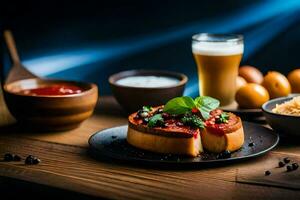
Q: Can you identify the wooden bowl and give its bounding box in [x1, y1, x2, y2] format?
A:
[3, 78, 98, 131]
[109, 70, 187, 113]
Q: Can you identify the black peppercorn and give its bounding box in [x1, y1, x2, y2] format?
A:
[265, 170, 271, 176]
[286, 165, 293, 172]
[25, 155, 40, 165]
[292, 163, 299, 170]
[217, 150, 231, 159]
[4, 153, 14, 161]
[248, 142, 255, 147]
[278, 161, 285, 167]
[13, 155, 21, 161]
[283, 157, 290, 164]
[25, 155, 35, 164]
[32, 158, 41, 164]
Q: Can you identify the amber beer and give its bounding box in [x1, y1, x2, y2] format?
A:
[192, 34, 243, 106]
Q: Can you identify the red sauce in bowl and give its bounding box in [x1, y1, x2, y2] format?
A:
[19, 84, 83, 96]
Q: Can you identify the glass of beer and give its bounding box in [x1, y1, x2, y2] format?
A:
[192, 33, 244, 106]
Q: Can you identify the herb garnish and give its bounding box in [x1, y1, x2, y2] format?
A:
[163, 96, 219, 120]
[181, 115, 204, 128]
[195, 96, 220, 120]
[163, 96, 195, 115]
[215, 112, 229, 124]
[148, 114, 164, 127]
[142, 106, 152, 112]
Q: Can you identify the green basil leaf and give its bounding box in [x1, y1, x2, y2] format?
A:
[195, 96, 220, 120]
[142, 106, 152, 112]
[148, 114, 164, 127]
[163, 96, 195, 115]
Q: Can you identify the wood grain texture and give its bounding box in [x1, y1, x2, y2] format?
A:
[0, 135, 299, 200]
[0, 96, 126, 146]
[0, 96, 299, 199]
[0, 85, 15, 126]
[237, 152, 300, 190]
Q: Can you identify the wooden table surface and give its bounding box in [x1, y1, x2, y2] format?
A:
[0, 96, 299, 199]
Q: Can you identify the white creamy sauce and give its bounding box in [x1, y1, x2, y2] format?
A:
[116, 76, 180, 88]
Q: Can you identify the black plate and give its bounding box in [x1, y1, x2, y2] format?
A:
[88, 122, 279, 164]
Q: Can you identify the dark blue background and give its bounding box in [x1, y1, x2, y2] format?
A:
[2, 0, 300, 97]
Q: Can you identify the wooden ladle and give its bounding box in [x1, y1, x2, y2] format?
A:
[2, 30, 98, 131]
[3, 30, 37, 84]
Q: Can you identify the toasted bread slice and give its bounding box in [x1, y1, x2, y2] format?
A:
[127, 108, 244, 156]
[127, 109, 203, 157]
[202, 110, 244, 153]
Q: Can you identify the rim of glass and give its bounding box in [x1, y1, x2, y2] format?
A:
[192, 33, 243, 43]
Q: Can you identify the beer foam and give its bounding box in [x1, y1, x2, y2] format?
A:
[192, 42, 244, 56]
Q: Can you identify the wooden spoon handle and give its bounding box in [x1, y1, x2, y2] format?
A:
[4, 30, 21, 64]
[3, 30, 38, 84]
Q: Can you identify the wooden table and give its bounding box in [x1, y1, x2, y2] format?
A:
[0, 96, 299, 199]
